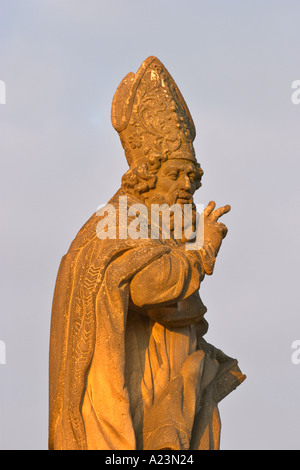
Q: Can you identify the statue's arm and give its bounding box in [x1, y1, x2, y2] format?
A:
[130, 248, 205, 308]
[130, 201, 230, 309]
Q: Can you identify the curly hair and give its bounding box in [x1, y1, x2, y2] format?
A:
[121, 153, 203, 197]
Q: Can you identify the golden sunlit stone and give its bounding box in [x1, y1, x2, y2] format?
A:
[49, 56, 245, 450]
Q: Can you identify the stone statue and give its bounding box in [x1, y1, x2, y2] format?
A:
[49, 56, 245, 450]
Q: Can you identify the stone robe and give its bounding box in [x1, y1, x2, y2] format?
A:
[49, 189, 245, 450]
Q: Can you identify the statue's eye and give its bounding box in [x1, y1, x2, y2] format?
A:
[188, 172, 199, 182]
[167, 172, 179, 180]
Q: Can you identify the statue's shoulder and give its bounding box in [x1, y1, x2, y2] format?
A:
[66, 189, 124, 253]
[67, 212, 99, 253]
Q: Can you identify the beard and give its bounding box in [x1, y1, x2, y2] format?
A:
[144, 191, 198, 244]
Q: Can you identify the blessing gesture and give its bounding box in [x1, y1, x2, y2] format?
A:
[199, 201, 231, 274]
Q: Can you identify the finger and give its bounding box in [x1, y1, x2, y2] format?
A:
[204, 201, 216, 216]
[210, 204, 231, 221]
[218, 222, 228, 238]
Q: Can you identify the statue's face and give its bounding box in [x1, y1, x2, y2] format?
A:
[144, 159, 202, 207]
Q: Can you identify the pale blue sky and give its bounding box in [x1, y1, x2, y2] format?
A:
[1, 0, 300, 449]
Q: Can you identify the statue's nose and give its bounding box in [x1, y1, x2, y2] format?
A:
[182, 175, 192, 191]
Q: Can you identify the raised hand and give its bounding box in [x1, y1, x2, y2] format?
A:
[200, 201, 231, 273]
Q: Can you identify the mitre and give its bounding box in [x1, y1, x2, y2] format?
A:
[111, 56, 198, 168]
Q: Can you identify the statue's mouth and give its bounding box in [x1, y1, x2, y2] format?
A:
[176, 193, 193, 204]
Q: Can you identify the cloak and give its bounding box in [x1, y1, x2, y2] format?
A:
[49, 190, 245, 450]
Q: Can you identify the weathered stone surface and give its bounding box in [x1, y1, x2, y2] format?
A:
[49, 56, 245, 450]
